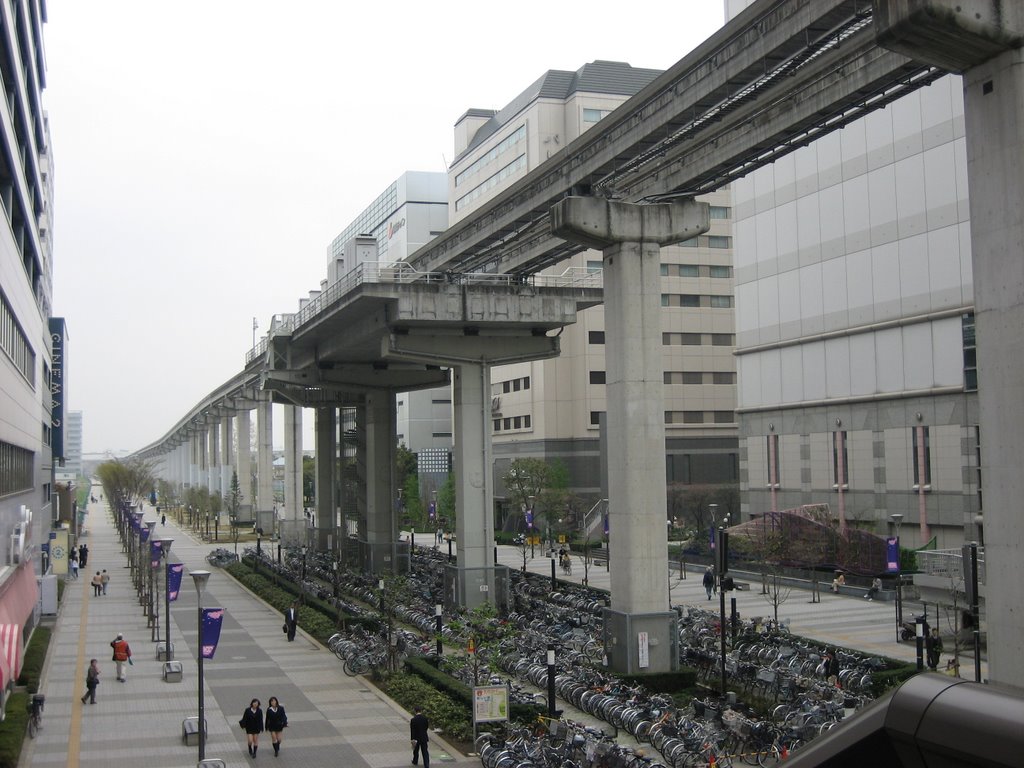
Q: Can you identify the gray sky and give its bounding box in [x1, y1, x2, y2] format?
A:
[46, 1, 725, 455]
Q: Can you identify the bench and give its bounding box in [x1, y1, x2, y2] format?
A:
[182, 716, 207, 746]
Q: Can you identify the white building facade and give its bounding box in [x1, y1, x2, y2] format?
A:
[728, 1, 979, 549]
[0, 0, 54, 648]
[450, 61, 739, 525]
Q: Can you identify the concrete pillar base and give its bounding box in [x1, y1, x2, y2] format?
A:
[358, 539, 410, 575]
[602, 609, 679, 675]
[442, 563, 511, 612]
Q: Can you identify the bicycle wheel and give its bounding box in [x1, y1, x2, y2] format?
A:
[28, 715, 38, 739]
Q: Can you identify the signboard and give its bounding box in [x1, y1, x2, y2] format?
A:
[638, 631, 650, 669]
[472, 685, 509, 724]
[48, 318, 67, 460]
[50, 529, 68, 575]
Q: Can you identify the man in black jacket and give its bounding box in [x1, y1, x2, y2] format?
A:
[410, 706, 430, 767]
[284, 601, 298, 642]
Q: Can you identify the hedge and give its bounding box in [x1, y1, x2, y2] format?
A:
[0, 692, 28, 768]
[381, 672, 473, 742]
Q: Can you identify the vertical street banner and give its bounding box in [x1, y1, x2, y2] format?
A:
[47, 318, 66, 461]
[50, 529, 69, 575]
[150, 539, 163, 568]
[886, 537, 899, 572]
[167, 562, 184, 601]
[201, 608, 224, 659]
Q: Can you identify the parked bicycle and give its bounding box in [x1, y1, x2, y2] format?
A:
[27, 694, 44, 738]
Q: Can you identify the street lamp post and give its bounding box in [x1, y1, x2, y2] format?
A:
[890, 513, 904, 642]
[159, 538, 174, 659]
[190, 569, 211, 761]
[527, 495, 535, 559]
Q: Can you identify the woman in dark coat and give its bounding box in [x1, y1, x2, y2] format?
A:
[264, 696, 288, 756]
[240, 698, 264, 757]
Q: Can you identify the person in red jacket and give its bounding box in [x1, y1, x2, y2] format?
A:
[110, 633, 132, 682]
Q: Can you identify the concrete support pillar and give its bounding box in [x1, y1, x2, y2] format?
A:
[236, 408, 252, 505]
[197, 430, 208, 492]
[963, 48, 1024, 691]
[874, 0, 1024, 693]
[220, 416, 232, 499]
[208, 423, 219, 496]
[315, 406, 337, 553]
[283, 405, 304, 545]
[364, 391, 399, 573]
[452, 362, 496, 608]
[256, 395, 274, 518]
[552, 197, 708, 673]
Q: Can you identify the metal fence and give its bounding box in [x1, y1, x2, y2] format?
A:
[916, 547, 986, 585]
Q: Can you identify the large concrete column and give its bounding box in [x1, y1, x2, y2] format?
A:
[220, 415, 232, 498]
[208, 423, 219, 496]
[314, 407, 337, 553]
[236, 408, 252, 505]
[197, 429, 208, 492]
[363, 391, 400, 572]
[452, 362, 496, 608]
[552, 196, 708, 673]
[875, 0, 1024, 694]
[282, 405, 304, 545]
[256, 395, 274, 519]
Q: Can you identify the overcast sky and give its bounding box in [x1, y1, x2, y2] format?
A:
[46, 1, 726, 455]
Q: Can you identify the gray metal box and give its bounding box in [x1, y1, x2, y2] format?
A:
[164, 661, 183, 682]
[156, 642, 174, 661]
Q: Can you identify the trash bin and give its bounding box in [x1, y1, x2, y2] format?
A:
[156, 642, 174, 661]
[164, 660, 183, 682]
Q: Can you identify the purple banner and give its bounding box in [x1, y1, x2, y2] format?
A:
[886, 537, 899, 573]
[201, 607, 224, 659]
[140, 527, 150, 544]
[428, 501, 436, 520]
[150, 539, 163, 568]
[709, 526, 716, 550]
[603, 513, 609, 536]
[525, 509, 533, 529]
[167, 562, 185, 601]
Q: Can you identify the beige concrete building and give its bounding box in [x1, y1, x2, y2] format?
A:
[449, 61, 739, 525]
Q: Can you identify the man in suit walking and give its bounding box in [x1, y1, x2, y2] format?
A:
[284, 601, 299, 642]
[410, 706, 430, 767]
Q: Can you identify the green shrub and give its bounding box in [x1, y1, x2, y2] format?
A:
[869, 663, 919, 696]
[0, 692, 28, 768]
[404, 656, 544, 725]
[17, 626, 52, 693]
[380, 672, 473, 743]
[56, 579, 65, 603]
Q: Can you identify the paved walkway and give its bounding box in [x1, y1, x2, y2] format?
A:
[24, 499, 469, 768]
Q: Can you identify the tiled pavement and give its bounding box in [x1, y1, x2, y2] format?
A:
[23, 500, 469, 768]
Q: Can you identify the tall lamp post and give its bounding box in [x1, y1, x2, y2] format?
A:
[191, 570, 211, 761]
[527, 495, 535, 559]
[890, 513, 904, 642]
[157, 538, 174, 657]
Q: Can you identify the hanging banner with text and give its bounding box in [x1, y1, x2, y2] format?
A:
[201, 607, 224, 659]
[167, 562, 184, 601]
[150, 539, 164, 568]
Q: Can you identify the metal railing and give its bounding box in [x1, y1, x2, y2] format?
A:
[244, 263, 603, 365]
[916, 547, 986, 585]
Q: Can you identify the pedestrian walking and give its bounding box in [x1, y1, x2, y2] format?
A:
[101, 570, 110, 595]
[926, 627, 944, 671]
[110, 633, 132, 682]
[91, 572, 102, 596]
[435, 528, 443, 547]
[161, 512, 166, 526]
[240, 698, 264, 757]
[264, 696, 288, 756]
[284, 601, 298, 642]
[410, 706, 430, 768]
[70, 551, 79, 579]
[81, 659, 100, 704]
[80, 544, 89, 567]
[703, 566, 715, 600]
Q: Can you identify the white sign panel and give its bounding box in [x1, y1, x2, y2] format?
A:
[472, 685, 509, 724]
[638, 631, 650, 668]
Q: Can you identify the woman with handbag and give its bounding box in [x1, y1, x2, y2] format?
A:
[240, 698, 264, 757]
[264, 696, 288, 756]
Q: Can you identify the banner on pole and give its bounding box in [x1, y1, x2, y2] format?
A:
[150, 539, 163, 568]
[201, 607, 224, 659]
[167, 562, 184, 601]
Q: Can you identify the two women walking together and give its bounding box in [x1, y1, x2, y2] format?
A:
[240, 697, 288, 757]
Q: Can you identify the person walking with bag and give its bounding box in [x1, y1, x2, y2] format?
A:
[410, 706, 430, 768]
[240, 698, 264, 757]
[264, 696, 288, 756]
[81, 659, 99, 704]
[283, 601, 298, 642]
[91, 571, 102, 596]
[703, 566, 716, 600]
[110, 633, 132, 682]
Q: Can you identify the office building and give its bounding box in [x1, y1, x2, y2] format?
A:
[0, 0, 54, 658]
[727, 1, 978, 549]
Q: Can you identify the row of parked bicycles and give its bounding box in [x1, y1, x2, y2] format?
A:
[222, 544, 893, 767]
